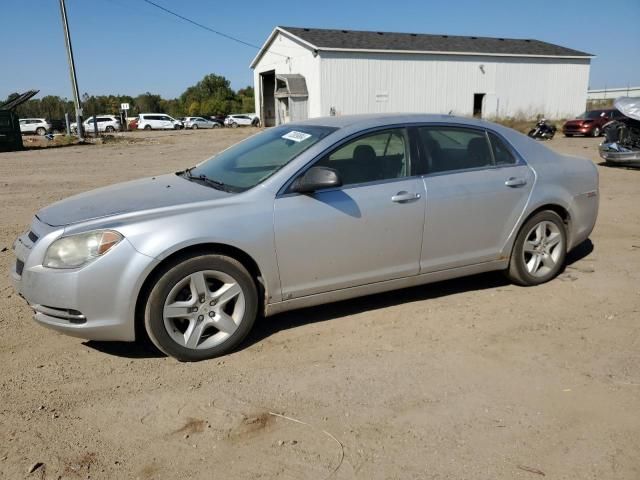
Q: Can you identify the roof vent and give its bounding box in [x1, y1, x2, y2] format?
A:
[498, 38, 505, 41]
[303, 28, 310, 32]
[524, 39, 531, 42]
[377, 32, 384, 35]
[441, 35, 448, 38]
[471, 36, 478, 40]
[341, 30, 348, 33]
[410, 33, 417, 37]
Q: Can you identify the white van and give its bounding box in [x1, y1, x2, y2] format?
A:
[138, 114, 183, 130]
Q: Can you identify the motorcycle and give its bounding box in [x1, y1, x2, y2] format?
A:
[528, 119, 556, 140]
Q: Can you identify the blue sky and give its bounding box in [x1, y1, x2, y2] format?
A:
[2, 0, 639, 100]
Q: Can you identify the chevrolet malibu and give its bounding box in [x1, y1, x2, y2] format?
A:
[11, 114, 599, 361]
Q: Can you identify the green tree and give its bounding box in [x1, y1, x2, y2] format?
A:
[187, 101, 200, 116]
[134, 92, 163, 114]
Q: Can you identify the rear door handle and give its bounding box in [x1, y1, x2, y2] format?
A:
[505, 177, 527, 187]
[391, 191, 421, 203]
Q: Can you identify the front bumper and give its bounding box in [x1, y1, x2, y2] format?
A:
[599, 143, 640, 167]
[563, 125, 592, 135]
[11, 217, 159, 341]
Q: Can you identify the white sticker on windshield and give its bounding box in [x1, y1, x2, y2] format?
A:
[282, 130, 312, 142]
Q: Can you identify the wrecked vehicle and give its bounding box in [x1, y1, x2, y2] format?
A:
[599, 97, 640, 167]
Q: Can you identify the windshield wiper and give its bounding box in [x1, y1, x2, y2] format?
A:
[180, 170, 233, 192]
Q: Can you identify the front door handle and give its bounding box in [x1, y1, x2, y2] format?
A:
[505, 177, 527, 188]
[391, 191, 421, 203]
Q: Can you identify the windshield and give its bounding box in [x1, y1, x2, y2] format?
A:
[186, 125, 336, 191]
[577, 110, 605, 120]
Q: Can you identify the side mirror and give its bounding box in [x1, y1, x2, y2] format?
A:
[291, 166, 342, 194]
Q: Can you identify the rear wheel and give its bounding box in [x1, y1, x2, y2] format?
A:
[506, 211, 567, 286]
[36, 127, 46, 136]
[144, 254, 258, 361]
[144, 124, 152, 130]
[105, 125, 115, 133]
[192, 124, 198, 129]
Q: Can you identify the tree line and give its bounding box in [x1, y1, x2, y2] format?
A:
[3, 73, 254, 120]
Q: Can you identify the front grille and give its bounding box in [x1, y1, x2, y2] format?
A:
[15, 259, 24, 276]
[27, 231, 39, 243]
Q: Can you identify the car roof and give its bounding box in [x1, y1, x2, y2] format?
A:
[291, 113, 499, 129]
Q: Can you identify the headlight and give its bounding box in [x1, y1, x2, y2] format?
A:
[44, 230, 123, 269]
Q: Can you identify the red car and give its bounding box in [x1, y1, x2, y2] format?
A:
[562, 109, 625, 137]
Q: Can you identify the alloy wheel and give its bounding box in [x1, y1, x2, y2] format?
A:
[522, 221, 563, 278]
[162, 270, 245, 350]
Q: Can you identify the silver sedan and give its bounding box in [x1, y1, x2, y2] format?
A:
[183, 117, 220, 129]
[11, 114, 599, 361]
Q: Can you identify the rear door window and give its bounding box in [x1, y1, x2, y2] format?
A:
[418, 126, 493, 174]
[487, 132, 517, 166]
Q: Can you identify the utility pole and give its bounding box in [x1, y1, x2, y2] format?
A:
[58, 0, 83, 141]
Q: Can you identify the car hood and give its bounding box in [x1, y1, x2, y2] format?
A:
[565, 119, 591, 125]
[37, 173, 230, 227]
[614, 97, 640, 121]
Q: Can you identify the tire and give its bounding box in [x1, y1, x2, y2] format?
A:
[591, 126, 601, 137]
[506, 210, 567, 286]
[144, 124, 152, 130]
[36, 127, 46, 136]
[213, 123, 220, 128]
[564, 133, 573, 137]
[230, 122, 238, 128]
[527, 129, 537, 138]
[144, 254, 258, 361]
[105, 126, 115, 133]
[192, 124, 198, 130]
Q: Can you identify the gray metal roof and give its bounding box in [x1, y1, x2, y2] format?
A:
[279, 26, 592, 58]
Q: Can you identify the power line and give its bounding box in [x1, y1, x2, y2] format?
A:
[139, 0, 289, 59]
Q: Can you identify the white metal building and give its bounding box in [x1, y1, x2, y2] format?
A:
[251, 26, 592, 125]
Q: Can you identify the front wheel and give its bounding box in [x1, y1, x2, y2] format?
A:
[105, 125, 115, 133]
[36, 127, 46, 136]
[506, 211, 567, 286]
[527, 129, 538, 138]
[591, 126, 601, 137]
[144, 254, 258, 361]
[230, 122, 238, 128]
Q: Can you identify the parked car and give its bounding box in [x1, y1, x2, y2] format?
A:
[10, 114, 598, 361]
[183, 117, 221, 129]
[49, 119, 67, 134]
[207, 117, 225, 127]
[562, 109, 625, 137]
[138, 114, 183, 130]
[600, 97, 640, 167]
[71, 115, 121, 133]
[224, 113, 259, 128]
[19, 118, 52, 136]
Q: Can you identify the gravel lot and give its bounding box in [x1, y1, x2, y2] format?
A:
[0, 128, 638, 479]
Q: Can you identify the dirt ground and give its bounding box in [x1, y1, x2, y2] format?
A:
[0, 128, 638, 480]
